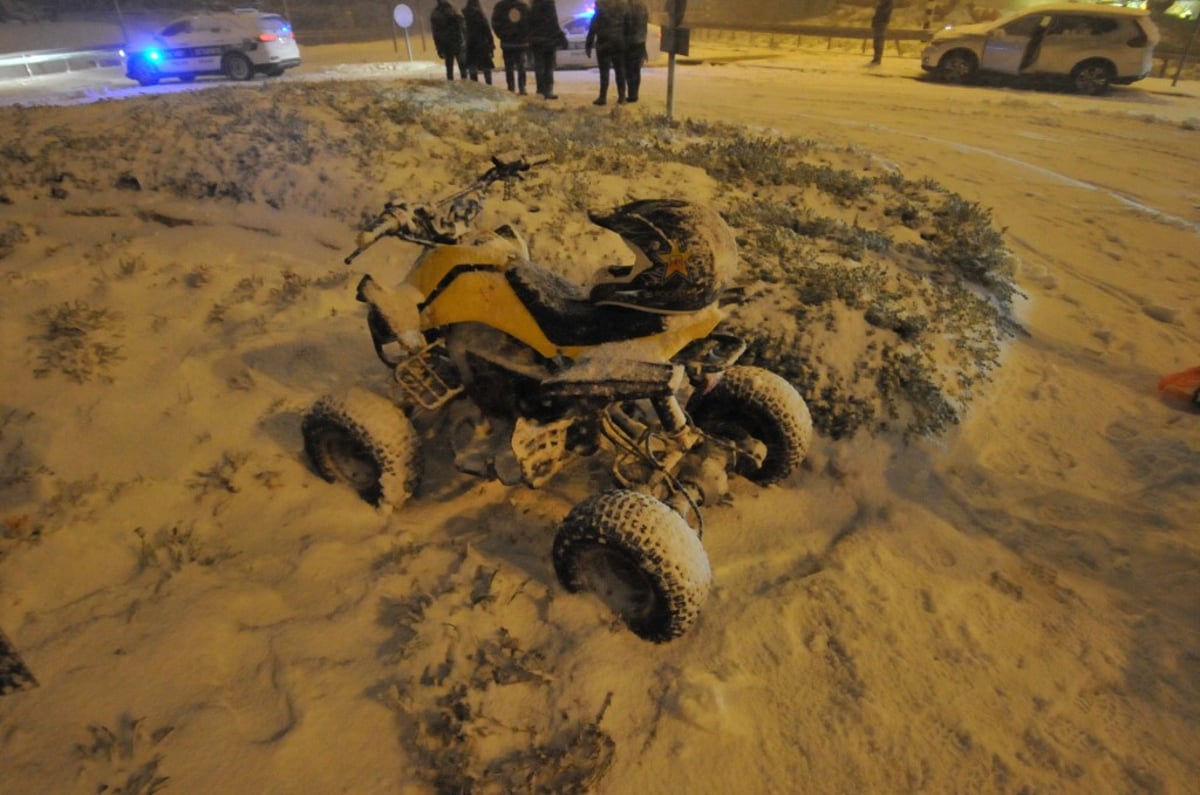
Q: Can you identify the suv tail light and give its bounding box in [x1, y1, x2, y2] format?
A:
[258, 32, 278, 42]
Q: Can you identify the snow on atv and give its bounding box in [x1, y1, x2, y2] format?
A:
[302, 154, 813, 642]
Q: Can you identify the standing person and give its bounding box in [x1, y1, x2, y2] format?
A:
[463, 0, 495, 84]
[528, 0, 567, 99]
[869, 0, 894, 66]
[431, 0, 467, 80]
[585, 0, 628, 106]
[623, 0, 649, 103]
[491, 0, 531, 94]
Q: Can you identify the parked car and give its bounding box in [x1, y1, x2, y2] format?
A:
[921, 3, 1159, 94]
[123, 9, 301, 86]
[557, 11, 662, 70]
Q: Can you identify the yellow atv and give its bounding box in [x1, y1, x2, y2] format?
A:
[303, 155, 812, 642]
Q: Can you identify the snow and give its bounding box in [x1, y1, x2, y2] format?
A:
[2, 29, 1200, 795]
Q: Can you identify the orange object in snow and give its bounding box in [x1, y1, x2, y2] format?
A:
[1157, 366, 1200, 405]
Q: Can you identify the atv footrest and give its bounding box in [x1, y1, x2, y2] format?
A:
[392, 342, 463, 411]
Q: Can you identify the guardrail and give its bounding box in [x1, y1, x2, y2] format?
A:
[686, 22, 933, 57]
[1154, 50, 1191, 78]
[0, 45, 122, 81]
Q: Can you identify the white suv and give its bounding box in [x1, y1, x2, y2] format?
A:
[124, 9, 301, 86]
[921, 4, 1159, 95]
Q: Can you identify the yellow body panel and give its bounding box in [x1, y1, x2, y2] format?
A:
[423, 270, 565, 357]
[407, 236, 520, 296]
[408, 237, 724, 362]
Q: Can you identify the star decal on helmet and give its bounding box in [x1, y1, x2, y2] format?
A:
[663, 240, 690, 279]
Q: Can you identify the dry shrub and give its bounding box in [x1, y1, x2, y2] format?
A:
[28, 300, 125, 384]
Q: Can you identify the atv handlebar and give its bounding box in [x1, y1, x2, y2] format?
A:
[343, 153, 550, 265]
[480, 152, 550, 184]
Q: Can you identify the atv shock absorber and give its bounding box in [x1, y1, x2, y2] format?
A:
[652, 395, 689, 436]
[599, 406, 706, 535]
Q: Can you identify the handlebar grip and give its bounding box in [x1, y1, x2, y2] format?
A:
[489, 153, 551, 178]
[366, 213, 405, 243]
[344, 212, 406, 265]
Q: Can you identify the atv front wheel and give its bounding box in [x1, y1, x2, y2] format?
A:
[688, 365, 812, 485]
[553, 490, 711, 643]
[302, 387, 422, 508]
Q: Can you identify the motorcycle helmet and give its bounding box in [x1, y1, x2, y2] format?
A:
[588, 199, 739, 313]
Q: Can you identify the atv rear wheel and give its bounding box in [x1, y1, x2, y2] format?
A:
[302, 387, 422, 509]
[688, 365, 812, 485]
[553, 490, 711, 643]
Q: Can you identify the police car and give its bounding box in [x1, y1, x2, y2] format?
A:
[123, 9, 301, 86]
[557, 11, 662, 70]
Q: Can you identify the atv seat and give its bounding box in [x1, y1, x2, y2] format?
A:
[505, 264, 667, 348]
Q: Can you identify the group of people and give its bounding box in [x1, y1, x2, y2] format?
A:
[430, 0, 497, 85]
[429, 0, 648, 104]
[583, 0, 649, 105]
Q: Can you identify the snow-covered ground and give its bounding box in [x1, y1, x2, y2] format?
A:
[1, 32, 1199, 795]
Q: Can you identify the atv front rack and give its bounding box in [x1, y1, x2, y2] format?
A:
[391, 341, 463, 411]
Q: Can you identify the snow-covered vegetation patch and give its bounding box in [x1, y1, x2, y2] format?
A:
[0, 79, 1016, 441]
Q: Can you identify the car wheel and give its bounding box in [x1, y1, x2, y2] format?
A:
[937, 50, 978, 84]
[301, 387, 422, 509]
[222, 52, 255, 81]
[553, 490, 711, 643]
[1071, 60, 1114, 96]
[128, 58, 159, 87]
[687, 365, 813, 485]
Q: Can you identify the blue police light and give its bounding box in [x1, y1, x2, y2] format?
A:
[147, 48, 162, 62]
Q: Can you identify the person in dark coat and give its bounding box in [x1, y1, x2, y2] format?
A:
[527, 0, 567, 99]
[870, 0, 894, 66]
[585, 0, 628, 105]
[623, 0, 648, 103]
[491, 0, 530, 94]
[463, 0, 495, 84]
[431, 0, 467, 80]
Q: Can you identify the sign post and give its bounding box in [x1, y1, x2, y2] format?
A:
[664, 0, 689, 121]
[1173, 12, 1200, 87]
[393, 4, 415, 62]
[111, 0, 130, 46]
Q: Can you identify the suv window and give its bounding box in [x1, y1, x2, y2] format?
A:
[1001, 14, 1046, 37]
[1048, 15, 1118, 36]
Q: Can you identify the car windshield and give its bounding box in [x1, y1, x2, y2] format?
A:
[989, 6, 1040, 29]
